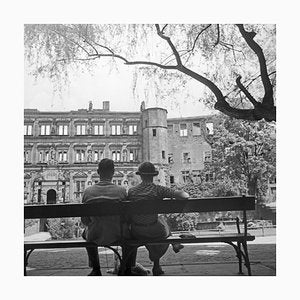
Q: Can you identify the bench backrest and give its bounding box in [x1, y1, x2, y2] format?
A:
[24, 196, 255, 219]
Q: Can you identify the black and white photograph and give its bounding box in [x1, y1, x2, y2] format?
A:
[23, 23, 276, 277]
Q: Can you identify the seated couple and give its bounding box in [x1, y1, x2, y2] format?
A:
[81, 158, 189, 276]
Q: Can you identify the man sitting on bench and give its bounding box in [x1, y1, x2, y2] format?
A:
[81, 158, 146, 276]
[128, 162, 189, 275]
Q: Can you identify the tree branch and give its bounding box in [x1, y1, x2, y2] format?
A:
[155, 24, 182, 67]
[236, 75, 259, 107]
[214, 24, 220, 47]
[236, 24, 274, 108]
[49, 28, 91, 57]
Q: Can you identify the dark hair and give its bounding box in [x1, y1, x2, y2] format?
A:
[98, 158, 114, 178]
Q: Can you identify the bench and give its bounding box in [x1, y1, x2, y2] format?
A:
[24, 195, 255, 276]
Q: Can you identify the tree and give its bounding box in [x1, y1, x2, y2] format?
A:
[202, 116, 276, 204]
[24, 24, 276, 121]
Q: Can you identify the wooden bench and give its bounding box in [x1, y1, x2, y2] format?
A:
[24, 195, 255, 276]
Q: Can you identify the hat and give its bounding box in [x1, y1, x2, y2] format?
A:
[136, 162, 159, 176]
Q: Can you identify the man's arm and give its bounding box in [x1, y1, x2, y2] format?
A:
[81, 191, 91, 226]
[173, 190, 189, 200]
[158, 185, 189, 200]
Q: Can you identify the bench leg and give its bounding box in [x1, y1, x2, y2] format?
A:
[237, 242, 243, 274]
[226, 242, 243, 275]
[24, 250, 27, 276]
[241, 241, 252, 276]
[24, 249, 34, 276]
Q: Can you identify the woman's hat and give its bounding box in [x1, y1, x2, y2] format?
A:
[136, 162, 159, 176]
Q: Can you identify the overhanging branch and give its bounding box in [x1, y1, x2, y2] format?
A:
[236, 24, 274, 108]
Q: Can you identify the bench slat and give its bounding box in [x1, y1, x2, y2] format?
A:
[24, 196, 255, 219]
[24, 233, 255, 250]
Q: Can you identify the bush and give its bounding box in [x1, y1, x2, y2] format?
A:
[46, 218, 82, 240]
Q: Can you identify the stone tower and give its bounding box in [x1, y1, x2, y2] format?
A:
[141, 107, 168, 185]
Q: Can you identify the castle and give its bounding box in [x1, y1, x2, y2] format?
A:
[24, 101, 215, 205]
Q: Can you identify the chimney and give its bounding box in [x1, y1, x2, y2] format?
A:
[103, 101, 110, 111]
[88, 101, 93, 111]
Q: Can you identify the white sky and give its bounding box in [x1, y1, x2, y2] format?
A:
[24, 48, 214, 118]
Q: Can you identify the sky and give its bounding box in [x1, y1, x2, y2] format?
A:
[24, 43, 214, 118]
[24, 65, 214, 118]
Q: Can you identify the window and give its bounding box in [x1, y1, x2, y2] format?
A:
[170, 175, 174, 184]
[111, 125, 121, 135]
[112, 150, 121, 162]
[192, 170, 201, 183]
[152, 129, 157, 136]
[45, 151, 49, 162]
[63, 151, 67, 162]
[94, 151, 99, 162]
[94, 124, 104, 135]
[24, 124, 33, 136]
[205, 172, 214, 182]
[129, 150, 134, 162]
[182, 171, 191, 183]
[40, 124, 51, 135]
[192, 123, 201, 135]
[75, 150, 85, 162]
[129, 125, 137, 135]
[75, 180, 86, 199]
[38, 150, 50, 163]
[24, 150, 30, 163]
[93, 150, 103, 162]
[183, 152, 191, 163]
[58, 150, 68, 162]
[180, 124, 188, 136]
[167, 125, 173, 134]
[76, 124, 86, 135]
[38, 151, 43, 163]
[204, 151, 212, 162]
[206, 122, 214, 135]
[129, 149, 138, 162]
[162, 151, 165, 159]
[168, 154, 174, 164]
[58, 125, 68, 135]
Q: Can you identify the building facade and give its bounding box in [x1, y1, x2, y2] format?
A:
[24, 101, 215, 205]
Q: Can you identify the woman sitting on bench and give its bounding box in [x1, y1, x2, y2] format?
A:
[128, 162, 189, 276]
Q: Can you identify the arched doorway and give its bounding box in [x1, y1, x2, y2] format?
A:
[47, 189, 57, 204]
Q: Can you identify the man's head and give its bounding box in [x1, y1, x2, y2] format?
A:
[97, 158, 115, 180]
[136, 162, 158, 181]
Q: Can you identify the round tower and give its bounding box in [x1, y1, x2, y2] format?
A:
[141, 107, 168, 185]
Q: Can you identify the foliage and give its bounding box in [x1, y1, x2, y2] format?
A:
[165, 116, 275, 228]
[24, 219, 39, 229]
[46, 217, 82, 240]
[204, 116, 276, 202]
[24, 24, 276, 121]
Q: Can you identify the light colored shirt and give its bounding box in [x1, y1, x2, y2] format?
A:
[81, 180, 127, 245]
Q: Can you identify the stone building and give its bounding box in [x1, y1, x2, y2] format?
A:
[166, 116, 215, 185]
[24, 101, 215, 205]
